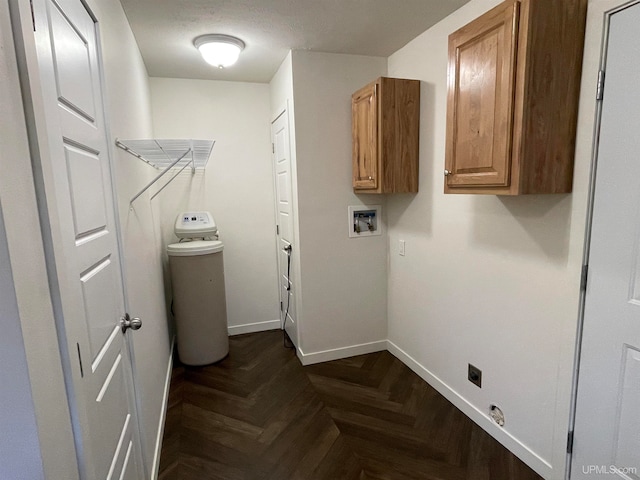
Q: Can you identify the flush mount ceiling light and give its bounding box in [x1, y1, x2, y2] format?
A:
[194, 34, 245, 69]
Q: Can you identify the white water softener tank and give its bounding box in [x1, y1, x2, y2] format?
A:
[167, 212, 228, 365]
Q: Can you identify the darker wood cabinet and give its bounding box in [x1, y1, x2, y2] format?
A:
[352, 77, 420, 194]
[444, 0, 588, 195]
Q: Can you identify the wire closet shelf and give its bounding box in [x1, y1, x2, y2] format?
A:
[115, 139, 215, 205]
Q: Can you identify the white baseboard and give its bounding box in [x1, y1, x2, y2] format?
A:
[228, 319, 281, 336]
[150, 336, 175, 480]
[386, 340, 552, 479]
[299, 340, 387, 366]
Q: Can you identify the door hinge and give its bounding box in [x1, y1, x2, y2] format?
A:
[580, 264, 589, 291]
[29, 0, 36, 31]
[272, 143, 275, 154]
[276, 225, 279, 235]
[76, 343, 84, 378]
[567, 430, 574, 454]
[596, 70, 605, 101]
[280, 301, 283, 312]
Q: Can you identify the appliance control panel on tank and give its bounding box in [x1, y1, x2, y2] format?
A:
[175, 211, 218, 239]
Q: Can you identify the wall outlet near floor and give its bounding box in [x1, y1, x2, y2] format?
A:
[399, 239, 405, 256]
[490, 405, 505, 427]
[468, 364, 482, 388]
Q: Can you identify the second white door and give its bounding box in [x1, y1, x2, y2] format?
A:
[272, 109, 297, 345]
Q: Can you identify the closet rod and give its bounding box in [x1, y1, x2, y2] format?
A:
[149, 160, 192, 202]
[129, 148, 192, 205]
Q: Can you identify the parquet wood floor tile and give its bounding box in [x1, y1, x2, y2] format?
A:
[159, 331, 543, 480]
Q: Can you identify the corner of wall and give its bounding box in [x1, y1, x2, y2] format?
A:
[288, 51, 388, 357]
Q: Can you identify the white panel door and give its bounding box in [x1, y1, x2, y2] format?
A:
[572, 3, 640, 479]
[272, 110, 297, 345]
[23, 0, 143, 478]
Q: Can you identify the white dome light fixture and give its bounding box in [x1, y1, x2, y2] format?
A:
[194, 34, 245, 69]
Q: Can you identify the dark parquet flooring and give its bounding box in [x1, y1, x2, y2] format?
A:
[159, 331, 543, 480]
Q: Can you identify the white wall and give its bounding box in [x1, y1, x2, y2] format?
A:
[150, 78, 280, 334]
[0, 205, 45, 480]
[270, 52, 294, 120]
[91, 0, 171, 472]
[385, 0, 596, 478]
[289, 51, 389, 363]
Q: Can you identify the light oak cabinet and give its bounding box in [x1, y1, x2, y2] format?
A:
[352, 77, 420, 194]
[444, 0, 587, 195]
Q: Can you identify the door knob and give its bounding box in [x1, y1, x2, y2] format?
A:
[120, 313, 142, 333]
[444, 170, 451, 176]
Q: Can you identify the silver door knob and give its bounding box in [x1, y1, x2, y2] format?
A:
[444, 170, 451, 176]
[120, 313, 142, 333]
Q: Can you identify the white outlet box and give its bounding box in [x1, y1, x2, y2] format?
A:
[348, 205, 382, 238]
[399, 240, 406, 256]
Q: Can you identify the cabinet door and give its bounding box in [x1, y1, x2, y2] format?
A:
[352, 82, 378, 190]
[445, 1, 520, 189]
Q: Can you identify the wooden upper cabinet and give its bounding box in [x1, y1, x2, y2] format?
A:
[352, 77, 420, 194]
[445, 0, 588, 195]
[353, 82, 379, 190]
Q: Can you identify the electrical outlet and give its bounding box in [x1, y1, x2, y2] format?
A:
[490, 405, 505, 426]
[468, 364, 482, 388]
[399, 240, 406, 256]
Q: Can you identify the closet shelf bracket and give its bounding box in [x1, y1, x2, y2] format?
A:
[115, 139, 215, 206]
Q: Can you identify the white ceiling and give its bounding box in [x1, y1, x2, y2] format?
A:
[119, 0, 471, 83]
